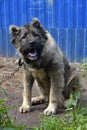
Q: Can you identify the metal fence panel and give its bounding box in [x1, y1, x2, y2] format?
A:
[0, 0, 87, 62]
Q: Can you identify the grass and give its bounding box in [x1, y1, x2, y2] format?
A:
[31, 109, 87, 130]
[31, 111, 87, 130]
[79, 62, 87, 78]
[0, 84, 26, 130]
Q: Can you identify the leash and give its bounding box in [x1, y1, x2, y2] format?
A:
[0, 58, 24, 84]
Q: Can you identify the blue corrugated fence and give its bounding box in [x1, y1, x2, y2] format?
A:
[0, 0, 87, 62]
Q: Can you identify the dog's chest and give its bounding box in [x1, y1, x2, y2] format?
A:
[30, 68, 47, 80]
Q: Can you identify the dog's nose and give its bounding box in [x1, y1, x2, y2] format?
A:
[29, 41, 35, 45]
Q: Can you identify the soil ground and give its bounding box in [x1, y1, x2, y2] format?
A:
[0, 57, 87, 128]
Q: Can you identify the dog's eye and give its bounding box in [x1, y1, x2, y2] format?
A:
[32, 32, 39, 38]
[20, 35, 26, 41]
[22, 35, 26, 39]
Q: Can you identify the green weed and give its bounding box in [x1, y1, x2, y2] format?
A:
[32, 91, 87, 130]
[0, 83, 26, 130]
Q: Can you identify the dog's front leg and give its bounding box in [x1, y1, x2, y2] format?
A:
[43, 69, 65, 115]
[19, 70, 34, 113]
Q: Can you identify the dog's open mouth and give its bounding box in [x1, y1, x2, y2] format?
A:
[27, 49, 38, 60]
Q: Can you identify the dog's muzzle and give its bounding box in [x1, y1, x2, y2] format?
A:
[21, 41, 42, 61]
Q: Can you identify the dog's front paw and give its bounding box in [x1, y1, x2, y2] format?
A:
[19, 105, 31, 113]
[43, 105, 57, 115]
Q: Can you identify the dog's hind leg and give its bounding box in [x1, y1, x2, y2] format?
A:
[31, 81, 49, 105]
[63, 64, 81, 99]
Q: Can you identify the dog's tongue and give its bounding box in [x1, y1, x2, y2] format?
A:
[28, 51, 37, 57]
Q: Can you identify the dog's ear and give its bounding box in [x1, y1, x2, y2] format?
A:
[9, 25, 20, 35]
[32, 18, 48, 40]
[32, 18, 40, 28]
[9, 25, 20, 44]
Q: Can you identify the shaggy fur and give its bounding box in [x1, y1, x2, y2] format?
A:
[9, 18, 80, 115]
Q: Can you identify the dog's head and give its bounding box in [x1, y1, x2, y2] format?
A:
[9, 18, 48, 62]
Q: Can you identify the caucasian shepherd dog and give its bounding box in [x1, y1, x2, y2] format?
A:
[9, 18, 80, 115]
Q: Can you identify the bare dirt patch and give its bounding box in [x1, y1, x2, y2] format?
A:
[0, 57, 87, 128]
